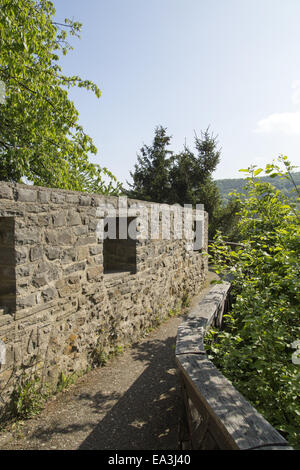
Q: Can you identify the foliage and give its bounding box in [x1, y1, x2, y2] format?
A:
[206, 156, 300, 448]
[215, 171, 300, 205]
[127, 125, 173, 202]
[209, 196, 241, 242]
[10, 373, 48, 419]
[127, 126, 238, 238]
[0, 0, 122, 194]
[56, 371, 73, 393]
[168, 128, 221, 224]
[91, 343, 110, 367]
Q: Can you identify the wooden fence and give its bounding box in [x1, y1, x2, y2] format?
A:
[175, 282, 293, 450]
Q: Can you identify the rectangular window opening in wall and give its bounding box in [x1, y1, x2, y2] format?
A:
[192, 219, 204, 252]
[0, 217, 16, 314]
[103, 217, 137, 275]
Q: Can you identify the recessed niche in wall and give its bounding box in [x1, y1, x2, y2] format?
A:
[0, 217, 16, 314]
[103, 217, 137, 274]
[192, 219, 204, 251]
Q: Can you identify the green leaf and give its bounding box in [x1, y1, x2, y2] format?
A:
[0, 0, 120, 195]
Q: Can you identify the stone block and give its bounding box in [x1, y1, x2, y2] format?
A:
[52, 212, 67, 227]
[15, 247, 28, 264]
[38, 190, 50, 203]
[57, 230, 74, 246]
[50, 192, 65, 204]
[41, 287, 58, 302]
[87, 266, 103, 281]
[17, 293, 36, 309]
[16, 229, 40, 245]
[73, 226, 88, 236]
[63, 261, 86, 276]
[45, 246, 60, 260]
[60, 248, 76, 264]
[17, 188, 37, 203]
[75, 235, 96, 246]
[38, 214, 51, 226]
[89, 244, 102, 255]
[65, 194, 80, 204]
[0, 185, 13, 200]
[45, 230, 57, 244]
[79, 195, 92, 206]
[68, 211, 82, 226]
[76, 246, 89, 261]
[30, 245, 43, 261]
[32, 274, 47, 288]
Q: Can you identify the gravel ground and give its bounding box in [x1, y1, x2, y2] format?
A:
[0, 273, 216, 451]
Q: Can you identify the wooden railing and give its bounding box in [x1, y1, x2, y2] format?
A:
[175, 282, 293, 450]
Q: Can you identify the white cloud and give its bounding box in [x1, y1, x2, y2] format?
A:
[255, 111, 300, 135]
[255, 81, 300, 135]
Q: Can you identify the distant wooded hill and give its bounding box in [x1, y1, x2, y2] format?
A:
[215, 172, 300, 203]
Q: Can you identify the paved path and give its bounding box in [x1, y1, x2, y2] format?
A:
[0, 273, 216, 450]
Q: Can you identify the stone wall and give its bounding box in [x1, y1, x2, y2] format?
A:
[0, 182, 208, 411]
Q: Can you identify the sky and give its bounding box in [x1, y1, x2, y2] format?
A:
[52, 0, 300, 187]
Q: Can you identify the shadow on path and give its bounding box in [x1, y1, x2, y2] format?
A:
[77, 336, 183, 450]
[23, 332, 184, 450]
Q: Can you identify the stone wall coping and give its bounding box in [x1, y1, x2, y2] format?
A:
[175, 281, 293, 450]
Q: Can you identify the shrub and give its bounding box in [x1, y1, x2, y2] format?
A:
[206, 156, 300, 448]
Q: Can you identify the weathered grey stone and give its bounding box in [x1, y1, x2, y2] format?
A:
[32, 274, 48, 288]
[45, 230, 57, 245]
[52, 212, 66, 227]
[76, 246, 89, 261]
[45, 246, 60, 260]
[60, 248, 76, 264]
[0, 185, 13, 200]
[75, 235, 96, 246]
[65, 194, 80, 204]
[30, 245, 43, 261]
[41, 287, 58, 302]
[63, 261, 86, 276]
[15, 247, 28, 263]
[73, 226, 88, 236]
[16, 229, 41, 245]
[17, 293, 36, 309]
[38, 214, 51, 226]
[87, 266, 103, 281]
[0, 181, 208, 414]
[68, 211, 82, 226]
[79, 195, 92, 206]
[50, 192, 65, 204]
[38, 190, 50, 203]
[17, 188, 37, 203]
[57, 230, 74, 246]
[89, 244, 102, 255]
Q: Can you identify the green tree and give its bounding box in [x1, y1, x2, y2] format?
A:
[127, 126, 239, 238]
[0, 0, 121, 194]
[206, 157, 300, 447]
[168, 129, 222, 237]
[127, 125, 173, 202]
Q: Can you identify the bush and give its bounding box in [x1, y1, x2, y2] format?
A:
[206, 156, 300, 448]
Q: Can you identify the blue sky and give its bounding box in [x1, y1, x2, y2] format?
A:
[52, 0, 300, 186]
